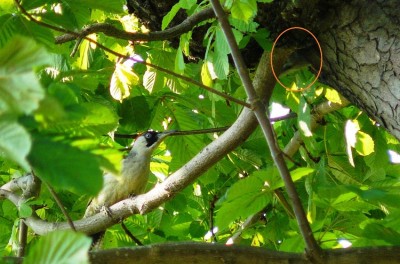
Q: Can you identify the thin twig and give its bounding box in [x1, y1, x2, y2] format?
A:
[120, 221, 143, 246]
[209, 1, 322, 261]
[14, 0, 249, 108]
[113, 113, 297, 139]
[44, 182, 76, 232]
[17, 220, 27, 257]
[209, 194, 218, 242]
[55, 8, 215, 44]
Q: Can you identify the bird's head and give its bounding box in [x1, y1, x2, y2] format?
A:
[132, 130, 175, 155]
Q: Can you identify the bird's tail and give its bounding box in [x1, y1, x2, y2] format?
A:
[90, 231, 105, 250]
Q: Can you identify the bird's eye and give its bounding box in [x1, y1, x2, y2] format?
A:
[145, 133, 152, 139]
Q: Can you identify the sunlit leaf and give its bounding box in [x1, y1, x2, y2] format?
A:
[325, 88, 344, 104]
[110, 62, 139, 101]
[355, 131, 375, 156]
[230, 0, 257, 23]
[298, 96, 312, 137]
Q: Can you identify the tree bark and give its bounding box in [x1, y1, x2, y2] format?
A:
[88, 242, 400, 264]
[316, 0, 400, 139]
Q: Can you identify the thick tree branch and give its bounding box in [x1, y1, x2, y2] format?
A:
[209, 1, 322, 261]
[55, 8, 215, 44]
[87, 242, 400, 264]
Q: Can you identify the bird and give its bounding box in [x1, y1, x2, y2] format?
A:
[84, 130, 175, 248]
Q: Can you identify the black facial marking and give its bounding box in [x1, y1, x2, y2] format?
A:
[144, 131, 159, 147]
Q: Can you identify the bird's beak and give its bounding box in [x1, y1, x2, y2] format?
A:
[158, 130, 177, 139]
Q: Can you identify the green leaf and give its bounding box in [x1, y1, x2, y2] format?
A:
[24, 230, 91, 264]
[143, 50, 179, 93]
[161, 0, 196, 30]
[111, 62, 140, 100]
[263, 167, 313, 190]
[28, 137, 103, 196]
[0, 36, 49, 115]
[0, 118, 30, 170]
[291, 167, 315, 182]
[201, 61, 213, 87]
[179, 0, 196, 9]
[328, 156, 363, 185]
[175, 46, 185, 74]
[325, 88, 345, 104]
[0, 0, 15, 14]
[18, 202, 32, 218]
[162, 3, 182, 30]
[215, 175, 271, 231]
[0, 14, 54, 49]
[355, 131, 374, 156]
[363, 223, 400, 245]
[39, 102, 119, 136]
[230, 0, 257, 23]
[66, 0, 124, 14]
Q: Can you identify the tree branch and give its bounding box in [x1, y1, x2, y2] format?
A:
[44, 181, 76, 232]
[55, 8, 215, 44]
[87, 242, 400, 264]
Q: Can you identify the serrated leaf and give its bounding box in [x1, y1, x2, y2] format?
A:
[215, 27, 230, 55]
[363, 223, 400, 245]
[291, 167, 315, 181]
[0, 118, 30, 170]
[180, 0, 196, 9]
[18, 202, 32, 218]
[0, 36, 49, 115]
[201, 61, 213, 86]
[28, 137, 103, 196]
[265, 167, 313, 190]
[143, 50, 178, 93]
[230, 0, 257, 23]
[24, 230, 91, 264]
[41, 102, 118, 136]
[213, 50, 229, 80]
[0, 14, 54, 49]
[66, 0, 124, 14]
[215, 175, 271, 231]
[328, 156, 362, 185]
[162, 3, 181, 30]
[110, 62, 139, 101]
[175, 46, 185, 74]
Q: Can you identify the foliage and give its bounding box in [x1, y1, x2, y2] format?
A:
[0, 0, 399, 262]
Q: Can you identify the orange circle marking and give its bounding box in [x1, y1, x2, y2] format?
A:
[270, 27, 323, 92]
